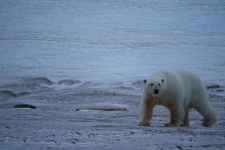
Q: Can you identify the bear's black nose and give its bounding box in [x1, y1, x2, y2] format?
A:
[154, 89, 159, 94]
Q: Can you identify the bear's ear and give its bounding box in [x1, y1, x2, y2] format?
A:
[143, 79, 147, 84]
[161, 79, 165, 83]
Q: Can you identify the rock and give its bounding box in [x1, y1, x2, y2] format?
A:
[58, 79, 81, 85]
[0, 90, 17, 97]
[14, 104, 37, 109]
[206, 84, 220, 89]
[16, 92, 30, 97]
[76, 107, 127, 111]
[25, 77, 52, 86]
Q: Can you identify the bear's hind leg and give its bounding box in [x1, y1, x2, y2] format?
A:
[202, 107, 218, 127]
[165, 105, 185, 127]
[181, 108, 190, 127]
[194, 102, 218, 127]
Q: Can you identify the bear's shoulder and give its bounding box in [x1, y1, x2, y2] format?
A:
[149, 69, 176, 81]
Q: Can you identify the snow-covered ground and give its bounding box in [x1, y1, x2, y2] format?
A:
[1, 0, 225, 85]
[0, 0, 225, 149]
[0, 83, 225, 149]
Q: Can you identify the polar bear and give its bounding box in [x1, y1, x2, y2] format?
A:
[138, 69, 218, 127]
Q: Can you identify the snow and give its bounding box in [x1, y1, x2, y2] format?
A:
[0, 0, 225, 149]
[0, 86, 225, 149]
[1, 0, 225, 85]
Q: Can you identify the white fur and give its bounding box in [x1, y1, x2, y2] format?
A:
[139, 69, 218, 127]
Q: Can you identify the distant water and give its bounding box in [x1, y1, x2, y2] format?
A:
[1, 0, 225, 86]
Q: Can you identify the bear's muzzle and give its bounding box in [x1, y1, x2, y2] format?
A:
[154, 89, 159, 94]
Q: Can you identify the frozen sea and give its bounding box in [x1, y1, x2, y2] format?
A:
[1, 1, 225, 150]
[1, 0, 225, 87]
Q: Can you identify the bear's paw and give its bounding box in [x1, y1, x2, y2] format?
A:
[138, 121, 150, 126]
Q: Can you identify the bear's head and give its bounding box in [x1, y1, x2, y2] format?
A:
[143, 78, 166, 98]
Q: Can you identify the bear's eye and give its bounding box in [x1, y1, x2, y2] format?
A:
[150, 83, 153, 86]
[158, 83, 160, 86]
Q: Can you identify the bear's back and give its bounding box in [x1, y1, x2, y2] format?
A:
[170, 68, 202, 86]
[170, 68, 208, 101]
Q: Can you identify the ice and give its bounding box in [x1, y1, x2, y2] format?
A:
[1, 0, 225, 149]
[1, 0, 225, 87]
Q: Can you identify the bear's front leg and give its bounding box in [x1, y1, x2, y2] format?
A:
[165, 105, 185, 127]
[138, 97, 155, 126]
[138, 108, 153, 126]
